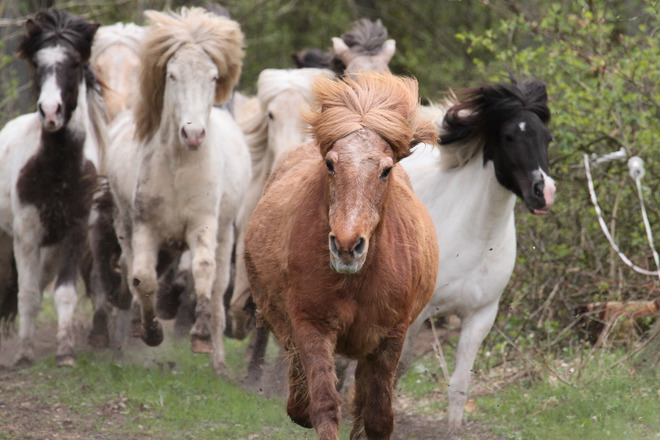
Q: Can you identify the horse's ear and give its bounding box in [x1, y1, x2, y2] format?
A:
[332, 37, 349, 57]
[25, 18, 42, 37]
[291, 53, 304, 68]
[382, 39, 396, 63]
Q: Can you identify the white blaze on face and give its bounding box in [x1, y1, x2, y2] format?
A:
[36, 46, 66, 131]
[518, 122, 526, 132]
[540, 168, 556, 208]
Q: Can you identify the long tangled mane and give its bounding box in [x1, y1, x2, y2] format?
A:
[341, 18, 388, 55]
[91, 22, 145, 63]
[134, 7, 244, 143]
[305, 72, 437, 161]
[239, 68, 335, 170]
[17, 9, 99, 63]
[438, 79, 550, 170]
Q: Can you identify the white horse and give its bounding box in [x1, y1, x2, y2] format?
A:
[226, 68, 335, 382]
[399, 80, 556, 434]
[91, 22, 144, 121]
[106, 7, 250, 374]
[0, 10, 107, 366]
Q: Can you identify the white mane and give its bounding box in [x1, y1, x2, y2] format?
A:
[239, 68, 335, 169]
[421, 100, 483, 171]
[91, 23, 145, 62]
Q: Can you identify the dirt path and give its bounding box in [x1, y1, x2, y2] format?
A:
[0, 312, 501, 439]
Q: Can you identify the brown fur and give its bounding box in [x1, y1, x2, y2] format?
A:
[134, 7, 244, 143]
[244, 72, 439, 440]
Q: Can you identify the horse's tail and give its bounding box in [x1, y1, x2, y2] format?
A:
[0, 229, 18, 334]
[235, 95, 269, 171]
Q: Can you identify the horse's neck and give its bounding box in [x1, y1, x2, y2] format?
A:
[436, 153, 516, 242]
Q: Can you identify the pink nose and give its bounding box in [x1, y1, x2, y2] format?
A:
[38, 102, 62, 129]
[180, 123, 206, 149]
[543, 179, 556, 209]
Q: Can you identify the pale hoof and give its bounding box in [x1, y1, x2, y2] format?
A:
[190, 335, 212, 354]
[212, 363, 229, 378]
[56, 354, 76, 367]
[88, 331, 110, 349]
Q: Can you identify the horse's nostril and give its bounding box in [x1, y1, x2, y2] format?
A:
[38, 104, 45, 117]
[181, 127, 188, 139]
[56, 103, 62, 115]
[533, 180, 544, 199]
[329, 235, 338, 256]
[353, 237, 366, 257]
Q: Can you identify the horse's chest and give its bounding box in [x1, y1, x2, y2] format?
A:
[17, 153, 95, 246]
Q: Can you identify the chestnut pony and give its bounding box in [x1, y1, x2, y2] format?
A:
[244, 72, 438, 440]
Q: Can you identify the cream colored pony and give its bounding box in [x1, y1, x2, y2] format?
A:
[91, 23, 144, 120]
[106, 8, 250, 374]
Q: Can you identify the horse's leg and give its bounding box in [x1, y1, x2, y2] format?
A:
[187, 219, 219, 355]
[395, 313, 427, 381]
[351, 330, 404, 440]
[245, 326, 270, 387]
[286, 348, 312, 429]
[227, 221, 253, 340]
[447, 303, 498, 434]
[129, 225, 163, 347]
[12, 231, 42, 367]
[294, 322, 340, 440]
[52, 222, 88, 366]
[209, 224, 233, 374]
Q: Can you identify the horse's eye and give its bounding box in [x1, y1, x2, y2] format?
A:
[380, 166, 392, 180]
[212, 76, 218, 82]
[267, 112, 274, 121]
[503, 134, 515, 143]
[325, 159, 335, 175]
[168, 73, 176, 81]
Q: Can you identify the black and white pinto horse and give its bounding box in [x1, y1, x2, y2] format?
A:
[0, 10, 106, 366]
[399, 80, 556, 434]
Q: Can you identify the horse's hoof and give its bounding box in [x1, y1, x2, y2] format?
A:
[141, 321, 164, 347]
[212, 362, 228, 378]
[156, 285, 182, 320]
[190, 335, 212, 354]
[13, 356, 33, 369]
[88, 331, 110, 349]
[288, 413, 313, 430]
[56, 354, 76, 367]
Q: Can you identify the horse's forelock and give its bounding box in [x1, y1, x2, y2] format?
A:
[440, 79, 550, 146]
[18, 10, 99, 63]
[341, 18, 388, 55]
[134, 7, 244, 143]
[306, 72, 436, 161]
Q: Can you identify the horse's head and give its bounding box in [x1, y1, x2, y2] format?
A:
[257, 69, 335, 168]
[91, 24, 144, 120]
[332, 18, 395, 74]
[307, 73, 436, 274]
[17, 10, 99, 132]
[134, 8, 244, 148]
[441, 79, 555, 214]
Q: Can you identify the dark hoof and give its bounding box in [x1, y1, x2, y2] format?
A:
[156, 283, 183, 320]
[288, 413, 313, 429]
[190, 335, 212, 354]
[56, 354, 76, 367]
[141, 320, 164, 347]
[13, 356, 33, 369]
[88, 332, 110, 349]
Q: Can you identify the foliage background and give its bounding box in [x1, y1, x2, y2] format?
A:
[2, 0, 660, 375]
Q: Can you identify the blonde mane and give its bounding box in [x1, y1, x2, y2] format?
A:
[91, 22, 145, 63]
[239, 68, 335, 169]
[134, 7, 244, 143]
[306, 72, 437, 160]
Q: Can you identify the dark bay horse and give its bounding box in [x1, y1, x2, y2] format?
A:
[244, 72, 439, 440]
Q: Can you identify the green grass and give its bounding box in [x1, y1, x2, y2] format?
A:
[398, 342, 660, 440]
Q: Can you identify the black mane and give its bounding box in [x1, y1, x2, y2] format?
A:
[440, 79, 550, 147]
[341, 18, 388, 55]
[16, 9, 99, 63]
[291, 49, 346, 75]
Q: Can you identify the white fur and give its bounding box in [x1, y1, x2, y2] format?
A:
[0, 67, 106, 364]
[36, 46, 66, 66]
[107, 47, 251, 373]
[519, 121, 526, 131]
[400, 134, 518, 432]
